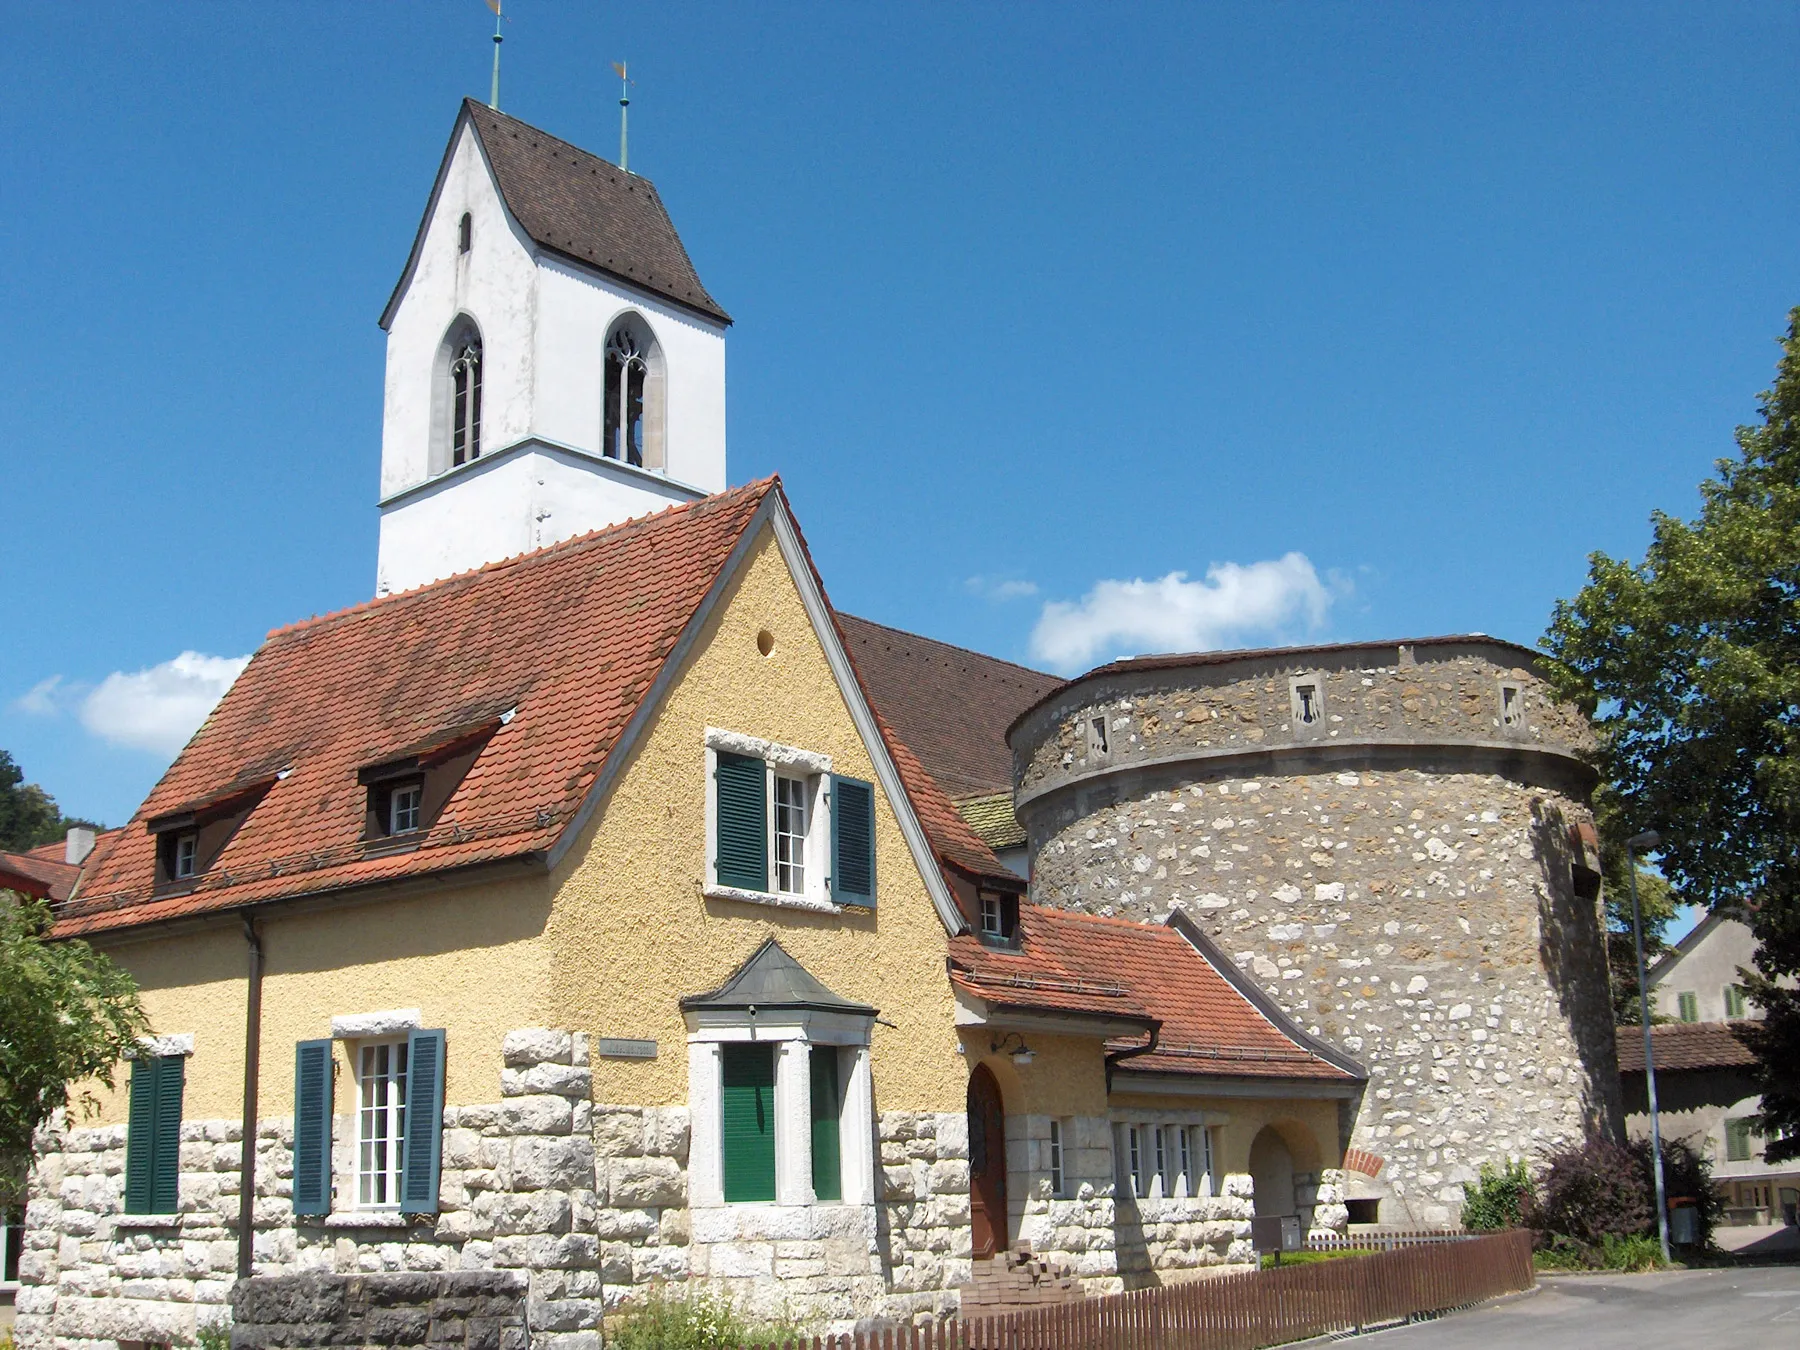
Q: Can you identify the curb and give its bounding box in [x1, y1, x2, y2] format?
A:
[1281, 1282, 1544, 1347]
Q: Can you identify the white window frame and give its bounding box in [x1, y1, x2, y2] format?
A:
[389, 782, 422, 835]
[173, 831, 198, 879]
[1127, 1125, 1147, 1198]
[0, 1202, 21, 1289]
[979, 893, 1006, 937]
[355, 1039, 409, 1210]
[684, 1008, 876, 1212]
[1048, 1118, 1066, 1198]
[773, 773, 811, 897]
[703, 729, 837, 913]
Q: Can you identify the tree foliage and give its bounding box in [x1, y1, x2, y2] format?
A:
[1544, 308, 1800, 1160]
[0, 897, 146, 1208]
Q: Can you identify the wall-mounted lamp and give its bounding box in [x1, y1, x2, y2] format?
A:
[991, 1031, 1035, 1067]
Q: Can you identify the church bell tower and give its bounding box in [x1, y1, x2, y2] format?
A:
[374, 99, 731, 597]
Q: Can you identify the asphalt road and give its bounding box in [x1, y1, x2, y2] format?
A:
[1364, 1266, 1800, 1348]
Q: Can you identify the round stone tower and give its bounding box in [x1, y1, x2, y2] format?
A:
[1009, 637, 1623, 1226]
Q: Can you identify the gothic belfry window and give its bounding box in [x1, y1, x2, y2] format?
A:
[451, 334, 483, 466]
[604, 324, 648, 467]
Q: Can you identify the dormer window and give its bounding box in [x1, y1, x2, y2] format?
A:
[173, 832, 197, 878]
[976, 890, 1020, 946]
[457, 211, 472, 254]
[388, 783, 423, 835]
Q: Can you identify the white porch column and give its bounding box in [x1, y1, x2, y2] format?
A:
[842, 1045, 875, 1205]
[687, 1040, 724, 1207]
[776, 1038, 813, 1205]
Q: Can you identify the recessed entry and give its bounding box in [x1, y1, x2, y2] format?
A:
[756, 629, 775, 657]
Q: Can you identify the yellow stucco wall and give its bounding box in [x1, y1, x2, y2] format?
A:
[959, 1032, 1109, 1118]
[1118, 1090, 1341, 1175]
[546, 525, 964, 1113]
[79, 521, 964, 1126]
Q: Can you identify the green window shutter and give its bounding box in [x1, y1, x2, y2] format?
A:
[715, 752, 768, 891]
[124, 1059, 158, 1215]
[401, 1028, 447, 1214]
[720, 1043, 776, 1202]
[151, 1055, 184, 1214]
[810, 1047, 842, 1202]
[1677, 992, 1698, 1022]
[292, 1039, 334, 1216]
[1725, 986, 1747, 1019]
[1726, 1118, 1754, 1163]
[829, 774, 875, 907]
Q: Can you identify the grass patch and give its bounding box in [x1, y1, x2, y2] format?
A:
[1260, 1248, 1377, 1269]
[605, 1285, 808, 1350]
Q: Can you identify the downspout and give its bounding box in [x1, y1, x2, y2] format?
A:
[237, 913, 264, 1280]
[1103, 1020, 1161, 1093]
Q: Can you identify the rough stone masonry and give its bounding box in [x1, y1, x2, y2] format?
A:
[1010, 639, 1624, 1226]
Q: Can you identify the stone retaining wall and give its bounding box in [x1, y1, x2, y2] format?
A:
[228, 1270, 528, 1350]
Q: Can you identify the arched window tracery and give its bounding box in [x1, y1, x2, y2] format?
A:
[450, 334, 483, 466]
[604, 323, 649, 467]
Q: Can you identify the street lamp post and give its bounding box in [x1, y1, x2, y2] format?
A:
[1626, 828, 1671, 1262]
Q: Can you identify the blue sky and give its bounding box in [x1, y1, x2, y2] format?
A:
[3, 2, 1797, 838]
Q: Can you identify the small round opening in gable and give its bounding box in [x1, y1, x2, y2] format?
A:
[756, 629, 776, 657]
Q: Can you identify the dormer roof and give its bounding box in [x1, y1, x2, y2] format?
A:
[381, 99, 730, 330]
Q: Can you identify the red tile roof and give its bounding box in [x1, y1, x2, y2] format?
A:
[1616, 1020, 1757, 1073]
[56, 483, 778, 936]
[0, 832, 122, 903]
[949, 905, 1363, 1082]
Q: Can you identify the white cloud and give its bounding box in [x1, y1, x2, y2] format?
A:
[1030, 553, 1339, 672]
[14, 675, 66, 716]
[77, 652, 251, 755]
[964, 575, 1039, 602]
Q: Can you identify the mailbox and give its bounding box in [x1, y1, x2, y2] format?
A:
[1251, 1214, 1304, 1255]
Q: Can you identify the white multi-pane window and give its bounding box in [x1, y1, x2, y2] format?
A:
[1124, 1122, 1216, 1198]
[774, 776, 809, 894]
[357, 1042, 409, 1208]
[1049, 1119, 1065, 1197]
[390, 784, 422, 835]
[174, 832, 198, 879]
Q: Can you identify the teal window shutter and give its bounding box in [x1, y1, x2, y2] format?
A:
[810, 1047, 842, 1202]
[720, 1044, 777, 1202]
[829, 774, 875, 907]
[151, 1055, 184, 1214]
[124, 1055, 183, 1215]
[124, 1059, 157, 1214]
[292, 1040, 334, 1215]
[1726, 1117, 1754, 1163]
[715, 752, 768, 891]
[401, 1029, 446, 1214]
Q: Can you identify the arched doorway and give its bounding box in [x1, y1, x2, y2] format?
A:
[967, 1065, 1008, 1258]
[1249, 1125, 1297, 1218]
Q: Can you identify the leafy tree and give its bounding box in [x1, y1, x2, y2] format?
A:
[1544, 307, 1800, 1160]
[0, 749, 64, 851]
[0, 896, 146, 1209]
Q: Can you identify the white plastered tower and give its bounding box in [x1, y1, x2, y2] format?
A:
[374, 99, 731, 596]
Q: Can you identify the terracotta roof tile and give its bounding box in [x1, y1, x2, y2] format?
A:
[0, 831, 122, 903]
[955, 791, 1026, 852]
[55, 483, 775, 936]
[1616, 1020, 1757, 1073]
[949, 905, 1362, 1082]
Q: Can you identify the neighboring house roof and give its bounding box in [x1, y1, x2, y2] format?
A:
[948, 904, 1365, 1084]
[1644, 908, 1752, 988]
[0, 832, 121, 903]
[382, 99, 729, 329]
[955, 791, 1026, 852]
[680, 937, 876, 1016]
[837, 616, 1059, 800]
[55, 481, 990, 938]
[1616, 1020, 1757, 1074]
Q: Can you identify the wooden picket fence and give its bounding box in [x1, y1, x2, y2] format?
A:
[760, 1229, 1533, 1350]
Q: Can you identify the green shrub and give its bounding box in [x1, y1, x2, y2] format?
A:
[1258, 1247, 1375, 1269]
[1461, 1159, 1533, 1231]
[193, 1323, 233, 1350]
[605, 1285, 805, 1350]
[1600, 1233, 1665, 1272]
[1533, 1138, 1651, 1253]
[1532, 1239, 1586, 1272]
[1626, 1135, 1726, 1250]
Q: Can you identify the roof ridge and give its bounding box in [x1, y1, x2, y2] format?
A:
[463, 97, 655, 193]
[1023, 901, 1177, 936]
[841, 613, 1057, 682]
[268, 479, 778, 641]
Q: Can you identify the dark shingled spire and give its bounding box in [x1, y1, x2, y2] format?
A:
[681, 938, 877, 1015]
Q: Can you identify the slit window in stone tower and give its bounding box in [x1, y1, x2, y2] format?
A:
[605, 325, 648, 467]
[1295, 683, 1320, 724]
[451, 337, 483, 466]
[1499, 682, 1525, 730]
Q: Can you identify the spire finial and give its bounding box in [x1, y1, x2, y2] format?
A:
[612, 61, 635, 173]
[486, 0, 504, 110]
